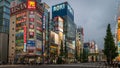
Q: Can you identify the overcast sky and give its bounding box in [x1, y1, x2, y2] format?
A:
[42, 0, 119, 49]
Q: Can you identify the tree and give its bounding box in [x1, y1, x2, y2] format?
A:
[103, 24, 118, 65]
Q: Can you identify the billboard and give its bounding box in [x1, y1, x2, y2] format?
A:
[10, 3, 27, 15]
[23, 25, 27, 52]
[52, 2, 74, 21]
[118, 29, 120, 41]
[27, 40, 35, 50]
[52, 3, 67, 18]
[50, 31, 59, 45]
[27, 0, 36, 10]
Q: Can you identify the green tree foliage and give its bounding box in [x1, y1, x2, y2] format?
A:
[104, 24, 118, 64]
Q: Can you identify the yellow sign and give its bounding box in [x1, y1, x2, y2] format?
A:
[118, 29, 120, 41]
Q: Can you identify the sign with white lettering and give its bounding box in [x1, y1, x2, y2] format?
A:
[10, 3, 27, 15]
[53, 4, 65, 11]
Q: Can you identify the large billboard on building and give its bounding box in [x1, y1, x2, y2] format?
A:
[50, 31, 59, 45]
[52, 2, 74, 21]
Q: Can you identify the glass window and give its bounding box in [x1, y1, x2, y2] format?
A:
[3, 7, 10, 14]
[3, 13, 10, 19]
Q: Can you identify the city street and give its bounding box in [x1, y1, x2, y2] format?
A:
[0, 63, 116, 68]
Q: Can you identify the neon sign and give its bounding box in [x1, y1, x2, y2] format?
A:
[28, 0, 36, 9]
[23, 25, 27, 52]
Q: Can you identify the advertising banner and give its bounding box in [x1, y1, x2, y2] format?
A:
[23, 25, 27, 52]
[27, 0, 36, 10]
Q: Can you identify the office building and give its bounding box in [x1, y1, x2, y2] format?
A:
[76, 27, 84, 61]
[9, 0, 49, 63]
[0, 0, 10, 63]
[52, 2, 76, 62]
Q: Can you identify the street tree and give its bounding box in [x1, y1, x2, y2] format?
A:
[103, 24, 118, 65]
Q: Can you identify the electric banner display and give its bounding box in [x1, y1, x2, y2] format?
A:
[27, 0, 36, 10]
[23, 25, 27, 52]
[52, 2, 74, 21]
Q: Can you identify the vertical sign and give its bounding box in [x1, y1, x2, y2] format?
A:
[23, 25, 27, 52]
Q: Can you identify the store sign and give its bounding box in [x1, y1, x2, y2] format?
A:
[27, 0, 36, 9]
[29, 18, 34, 22]
[24, 26, 27, 43]
[43, 16, 46, 29]
[10, 3, 27, 14]
[67, 5, 73, 15]
[118, 42, 120, 47]
[53, 3, 65, 11]
[118, 29, 120, 41]
[23, 25, 27, 52]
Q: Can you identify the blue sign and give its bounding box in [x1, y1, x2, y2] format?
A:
[118, 42, 120, 47]
[27, 40, 35, 44]
[27, 40, 35, 47]
[52, 2, 74, 21]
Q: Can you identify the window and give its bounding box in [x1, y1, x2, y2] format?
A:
[12, 41, 14, 43]
[12, 34, 14, 36]
[11, 47, 14, 49]
[12, 28, 14, 30]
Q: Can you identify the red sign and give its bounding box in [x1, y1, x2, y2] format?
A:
[27, 0, 36, 10]
[29, 25, 34, 29]
[24, 25, 27, 43]
[29, 18, 34, 22]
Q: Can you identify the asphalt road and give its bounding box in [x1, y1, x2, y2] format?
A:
[0, 63, 118, 68]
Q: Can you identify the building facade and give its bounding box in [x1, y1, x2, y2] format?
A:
[0, 0, 10, 63]
[76, 27, 84, 61]
[52, 2, 76, 62]
[9, 0, 49, 64]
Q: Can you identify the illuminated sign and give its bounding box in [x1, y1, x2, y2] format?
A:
[24, 25, 27, 43]
[29, 25, 34, 29]
[10, 3, 27, 15]
[53, 3, 65, 11]
[23, 25, 27, 52]
[118, 29, 120, 41]
[118, 22, 120, 29]
[27, 0, 36, 9]
[67, 4, 74, 15]
[29, 18, 34, 22]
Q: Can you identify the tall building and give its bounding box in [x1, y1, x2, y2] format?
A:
[52, 2, 76, 62]
[48, 16, 64, 62]
[9, 0, 49, 64]
[0, 0, 10, 63]
[76, 27, 84, 61]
